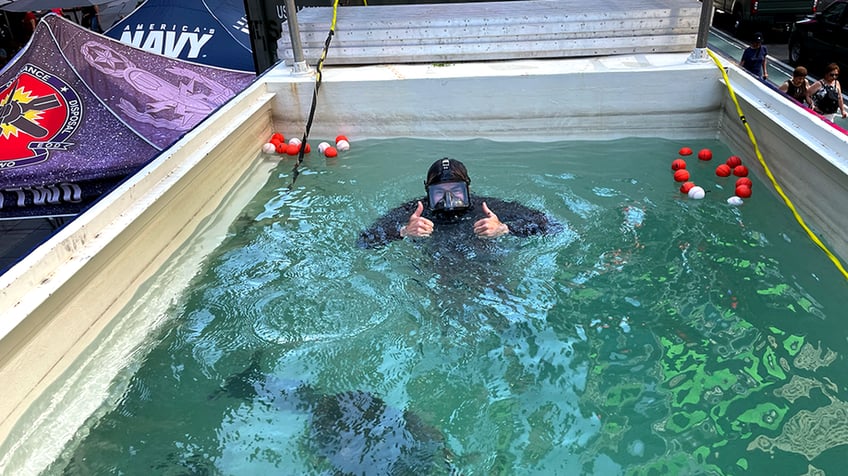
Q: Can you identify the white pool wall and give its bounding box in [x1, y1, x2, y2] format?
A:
[717, 66, 848, 262]
[1, 51, 847, 475]
[268, 53, 725, 141]
[0, 81, 278, 474]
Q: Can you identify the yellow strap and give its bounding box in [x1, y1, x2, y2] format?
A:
[331, 0, 340, 31]
[706, 49, 848, 280]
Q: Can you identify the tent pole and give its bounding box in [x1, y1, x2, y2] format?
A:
[284, 0, 309, 73]
[688, 0, 714, 63]
[2, 11, 15, 48]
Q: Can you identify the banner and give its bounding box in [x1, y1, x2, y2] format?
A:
[0, 14, 255, 219]
[105, 0, 254, 72]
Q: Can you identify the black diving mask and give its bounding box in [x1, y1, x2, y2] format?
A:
[427, 181, 470, 212]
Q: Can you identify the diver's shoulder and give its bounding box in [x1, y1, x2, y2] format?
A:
[475, 195, 537, 211]
[473, 195, 514, 206]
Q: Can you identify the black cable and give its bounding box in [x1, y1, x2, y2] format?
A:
[289, 19, 337, 190]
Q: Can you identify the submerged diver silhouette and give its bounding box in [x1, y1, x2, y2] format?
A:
[215, 353, 456, 475]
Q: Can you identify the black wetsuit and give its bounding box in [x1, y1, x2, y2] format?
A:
[357, 195, 561, 250]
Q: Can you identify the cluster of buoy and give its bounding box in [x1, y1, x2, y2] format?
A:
[261, 132, 352, 158]
[671, 146, 752, 205]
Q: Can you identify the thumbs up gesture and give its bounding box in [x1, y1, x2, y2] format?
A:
[400, 201, 434, 238]
[473, 201, 509, 238]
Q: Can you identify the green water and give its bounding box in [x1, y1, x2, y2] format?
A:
[48, 138, 848, 475]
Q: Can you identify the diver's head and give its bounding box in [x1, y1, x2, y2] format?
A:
[425, 158, 471, 213]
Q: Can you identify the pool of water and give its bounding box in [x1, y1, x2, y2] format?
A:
[45, 137, 848, 475]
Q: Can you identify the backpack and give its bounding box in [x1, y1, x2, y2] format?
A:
[814, 81, 840, 114]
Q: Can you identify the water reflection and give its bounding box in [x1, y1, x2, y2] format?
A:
[44, 138, 848, 475]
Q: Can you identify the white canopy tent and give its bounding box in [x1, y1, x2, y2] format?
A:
[0, 0, 137, 33]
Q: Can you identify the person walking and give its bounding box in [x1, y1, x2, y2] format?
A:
[22, 11, 37, 41]
[808, 63, 847, 122]
[81, 6, 102, 33]
[779, 66, 812, 107]
[740, 32, 768, 81]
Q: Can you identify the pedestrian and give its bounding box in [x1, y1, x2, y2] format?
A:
[808, 63, 847, 121]
[81, 6, 102, 33]
[779, 66, 812, 107]
[22, 11, 37, 41]
[740, 32, 768, 81]
[0, 20, 12, 55]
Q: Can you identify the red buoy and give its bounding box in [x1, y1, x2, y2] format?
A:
[679, 147, 693, 156]
[671, 159, 687, 171]
[680, 181, 695, 194]
[736, 185, 752, 198]
[726, 155, 742, 168]
[733, 165, 749, 177]
[324, 146, 339, 158]
[275, 142, 286, 154]
[698, 149, 713, 161]
[716, 164, 732, 177]
[673, 169, 690, 182]
[286, 143, 300, 155]
[736, 177, 752, 188]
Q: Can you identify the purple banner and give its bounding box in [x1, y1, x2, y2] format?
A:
[0, 14, 255, 219]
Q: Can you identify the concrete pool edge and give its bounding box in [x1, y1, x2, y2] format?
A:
[1, 52, 847, 474]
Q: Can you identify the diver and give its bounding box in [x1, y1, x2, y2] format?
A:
[357, 157, 561, 249]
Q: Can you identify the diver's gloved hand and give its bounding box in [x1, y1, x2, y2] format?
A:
[400, 201, 434, 238]
[474, 202, 509, 239]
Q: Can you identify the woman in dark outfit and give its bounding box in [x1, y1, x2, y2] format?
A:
[779, 66, 812, 107]
[740, 32, 768, 81]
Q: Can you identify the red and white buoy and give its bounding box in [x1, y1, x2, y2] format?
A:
[335, 135, 351, 151]
[688, 185, 706, 199]
[726, 155, 742, 168]
[733, 165, 749, 177]
[673, 169, 690, 182]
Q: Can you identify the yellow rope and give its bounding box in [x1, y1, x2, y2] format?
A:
[331, 0, 340, 30]
[706, 49, 848, 280]
[317, 0, 339, 79]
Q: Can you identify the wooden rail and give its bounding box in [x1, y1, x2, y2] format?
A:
[278, 0, 702, 65]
